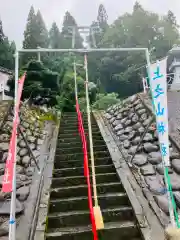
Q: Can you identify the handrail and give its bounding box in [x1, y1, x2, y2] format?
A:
[76, 100, 98, 240]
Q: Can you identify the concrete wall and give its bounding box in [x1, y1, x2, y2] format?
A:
[171, 67, 180, 90]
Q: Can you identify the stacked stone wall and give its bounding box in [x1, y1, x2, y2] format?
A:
[104, 94, 180, 227]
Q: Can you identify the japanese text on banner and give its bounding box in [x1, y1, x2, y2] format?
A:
[150, 59, 170, 166]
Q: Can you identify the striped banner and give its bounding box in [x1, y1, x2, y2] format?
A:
[2, 73, 26, 192]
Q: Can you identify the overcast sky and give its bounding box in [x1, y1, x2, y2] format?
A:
[0, 0, 180, 47]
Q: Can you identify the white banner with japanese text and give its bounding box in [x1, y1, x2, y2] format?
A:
[149, 58, 170, 166]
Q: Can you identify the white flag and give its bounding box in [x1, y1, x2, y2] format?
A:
[149, 58, 170, 166]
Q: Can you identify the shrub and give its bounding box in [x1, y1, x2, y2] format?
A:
[92, 93, 120, 110]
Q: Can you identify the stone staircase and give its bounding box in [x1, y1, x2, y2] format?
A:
[45, 112, 142, 240]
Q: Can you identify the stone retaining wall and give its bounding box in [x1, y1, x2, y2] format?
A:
[0, 101, 49, 237]
[104, 94, 180, 227]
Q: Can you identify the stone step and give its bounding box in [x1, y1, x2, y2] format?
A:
[47, 207, 134, 230]
[61, 116, 90, 121]
[45, 113, 142, 240]
[53, 165, 116, 178]
[60, 118, 94, 123]
[59, 127, 100, 134]
[56, 151, 111, 161]
[58, 132, 102, 139]
[45, 221, 140, 240]
[49, 193, 130, 213]
[58, 135, 104, 143]
[57, 139, 105, 149]
[50, 182, 123, 199]
[54, 156, 112, 168]
[59, 122, 97, 128]
[59, 122, 96, 129]
[51, 173, 118, 188]
[61, 114, 89, 118]
[55, 145, 108, 155]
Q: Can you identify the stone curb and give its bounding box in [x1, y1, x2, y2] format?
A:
[16, 121, 57, 240]
[33, 117, 61, 240]
[98, 107, 170, 228]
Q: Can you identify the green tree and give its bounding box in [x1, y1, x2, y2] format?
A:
[22, 6, 38, 64]
[97, 4, 108, 31]
[166, 10, 179, 27]
[23, 6, 37, 49]
[0, 18, 5, 42]
[8, 60, 60, 106]
[133, 1, 143, 11]
[22, 7, 49, 64]
[87, 2, 180, 98]
[0, 18, 15, 69]
[92, 93, 120, 110]
[49, 22, 61, 49]
[36, 10, 49, 48]
[60, 11, 83, 49]
[88, 4, 108, 47]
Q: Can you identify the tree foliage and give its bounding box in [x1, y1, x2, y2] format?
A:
[88, 4, 108, 47]
[5, 3, 180, 112]
[87, 2, 180, 98]
[35, 10, 49, 48]
[8, 60, 60, 106]
[92, 93, 120, 110]
[97, 4, 108, 31]
[0, 18, 15, 69]
[60, 11, 83, 49]
[0, 19, 5, 42]
[22, 6, 49, 64]
[49, 22, 61, 49]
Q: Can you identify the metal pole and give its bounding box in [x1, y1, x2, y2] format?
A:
[9, 51, 19, 240]
[91, 28, 97, 48]
[145, 49, 151, 81]
[37, 52, 41, 62]
[73, 60, 78, 100]
[72, 28, 76, 49]
[18, 47, 147, 53]
[2, 78, 5, 100]
[142, 77, 146, 94]
[84, 53, 98, 207]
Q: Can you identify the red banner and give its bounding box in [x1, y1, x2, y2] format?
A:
[76, 100, 98, 240]
[2, 73, 26, 193]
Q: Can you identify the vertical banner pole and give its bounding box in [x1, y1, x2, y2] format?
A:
[37, 52, 41, 62]
[2, 78, 5, 100]
[145, 78, 148, 90]
[73, 60, 78, 101]
[9, 51, 19, 240]
[142, 77, 147, 93]
[84, 53, 104, 230]
[149, 58, 176, 227]
[84, 53, 98, 206]
[145, 50, 151, 87]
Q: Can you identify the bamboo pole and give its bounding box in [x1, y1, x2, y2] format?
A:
[84, 53, 104, 230]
